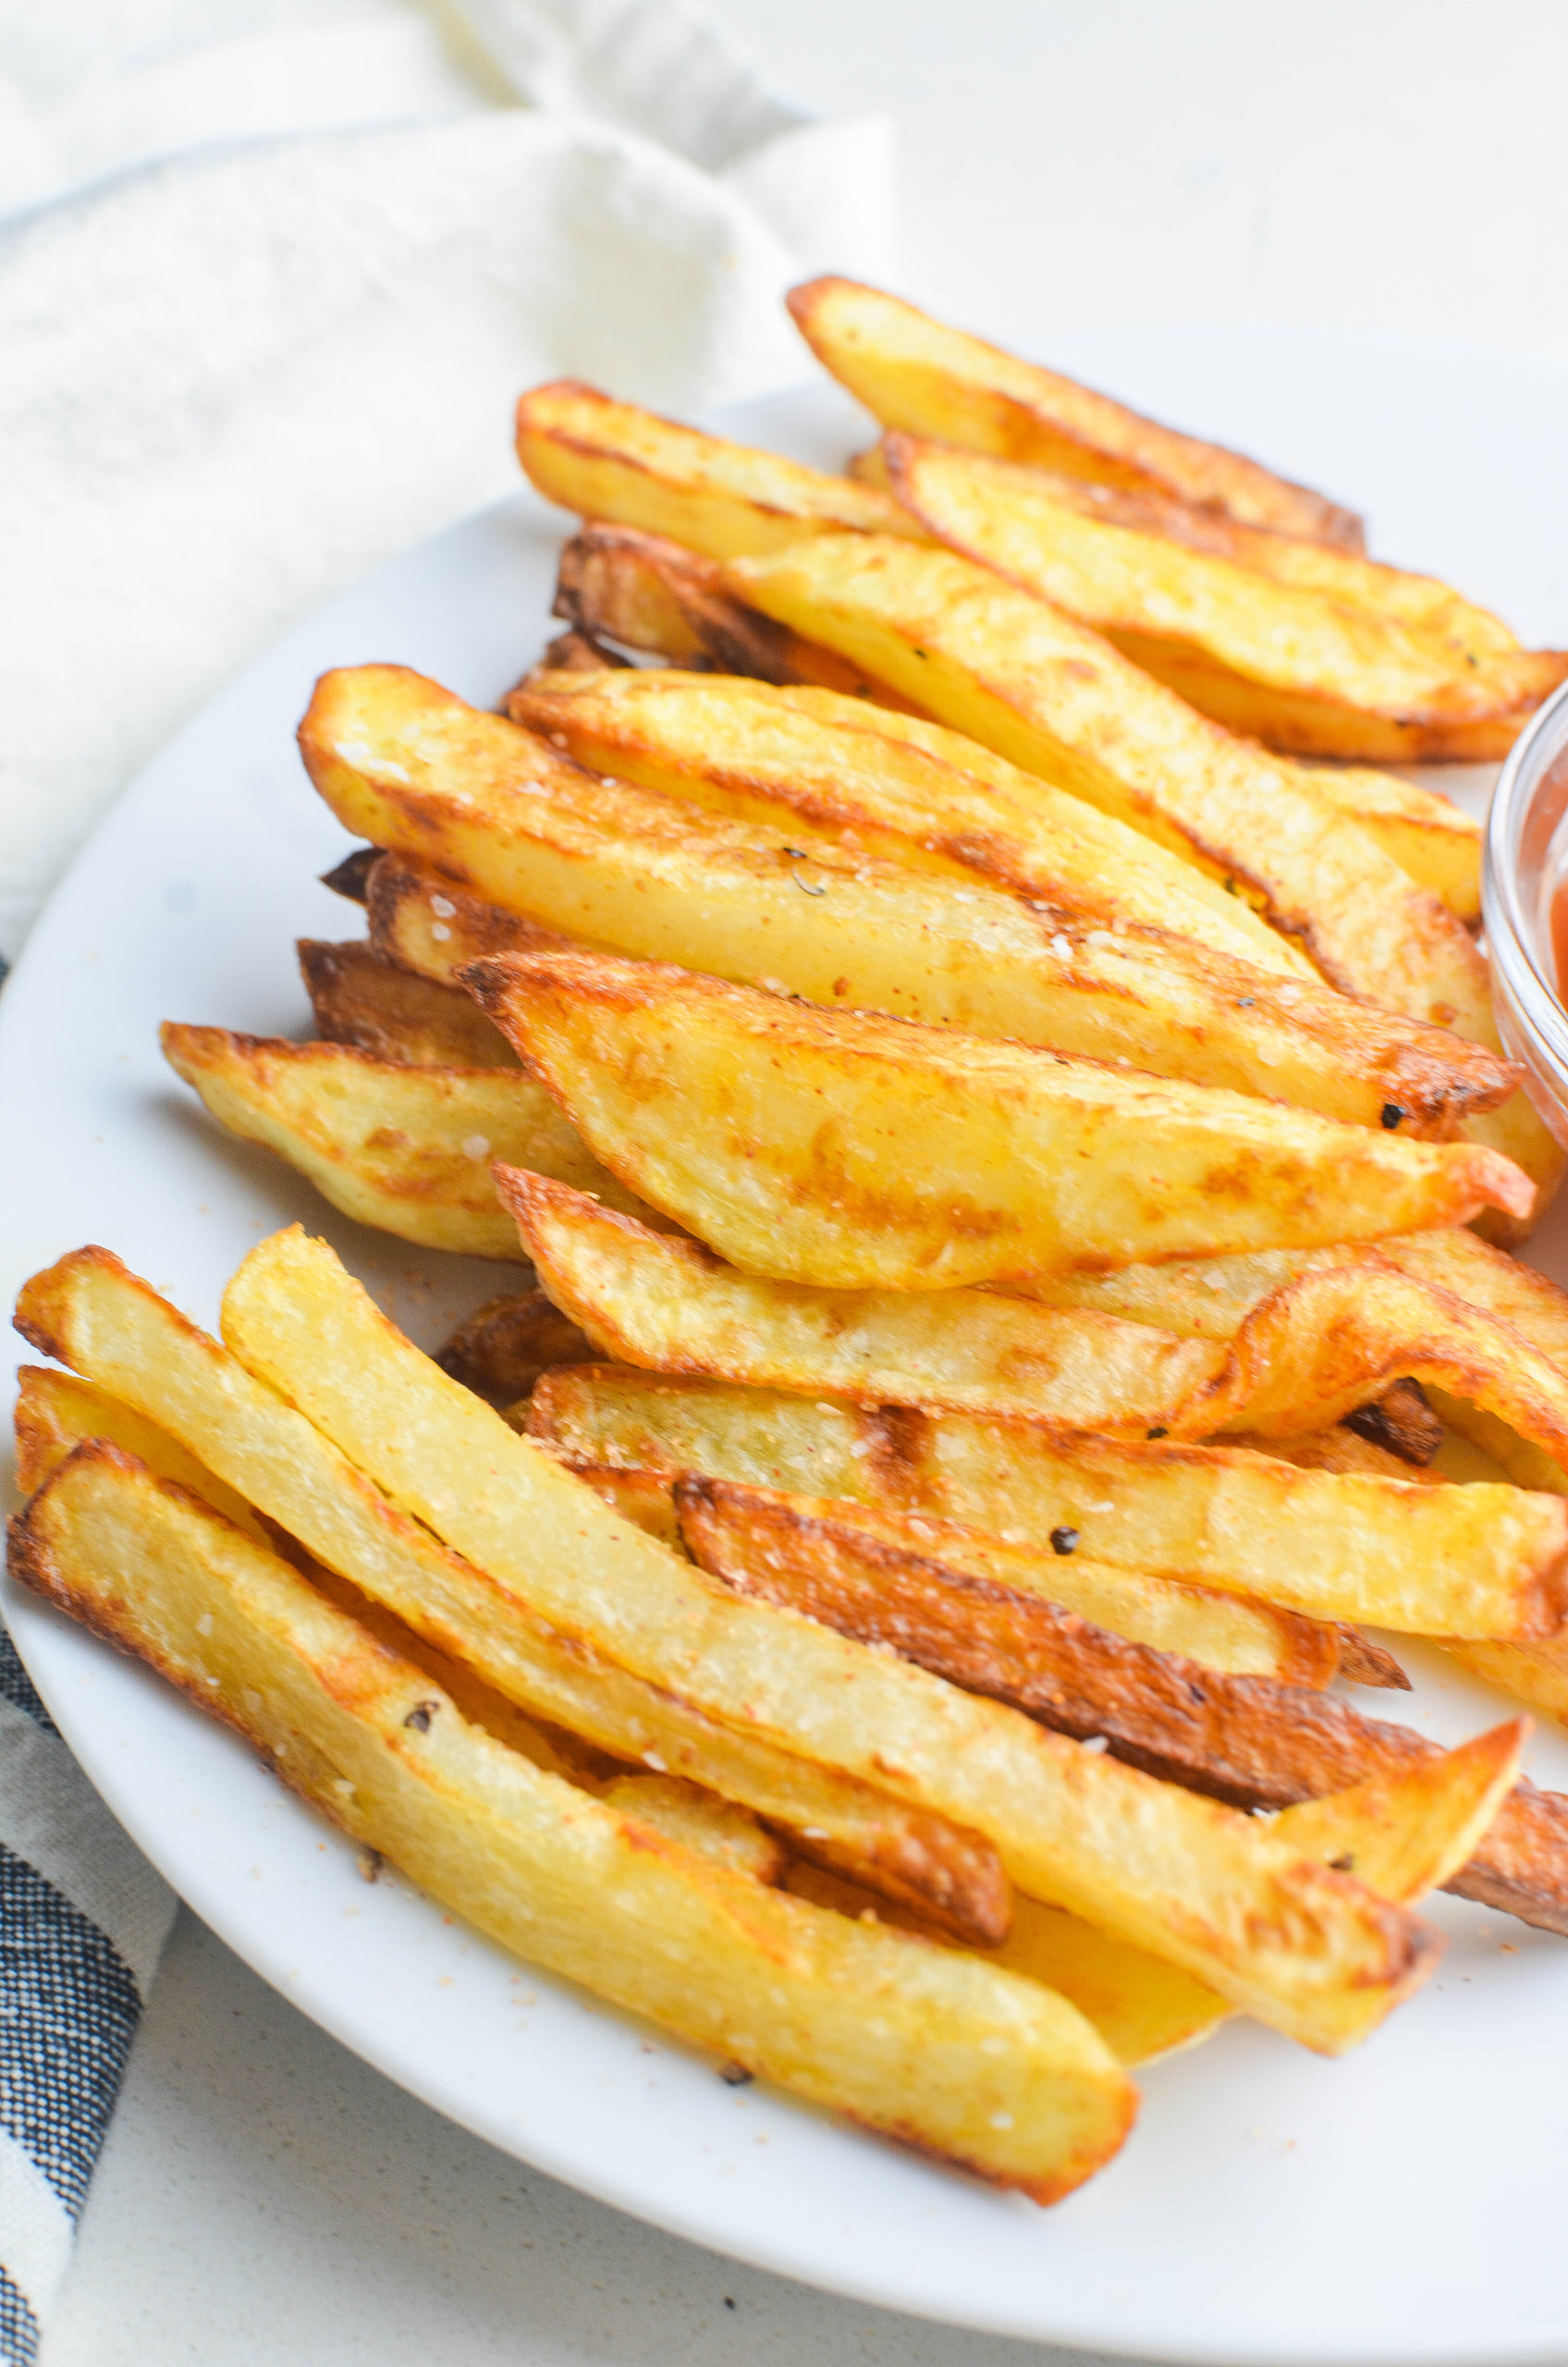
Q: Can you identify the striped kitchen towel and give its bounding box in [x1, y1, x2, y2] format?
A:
[0, 1615, 177, 2365]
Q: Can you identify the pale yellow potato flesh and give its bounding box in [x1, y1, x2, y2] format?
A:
[888, 437, 1563, 764]
[516, 378, 921, 559]
[522, 1365, 1568, 1640]
[12, 1363, 270, 1542]
[464, 949, 1528, 1289]
[14, 1247, 1003, 1937]
[1282, 765, 1481, 921]
[159, 1024, 657, 1257]
[11, 1444, 1133, 2201]
[296, 667, 1504, 1132]
[787, 276, 1364, 547]
[214, 1226, 1443, 2054]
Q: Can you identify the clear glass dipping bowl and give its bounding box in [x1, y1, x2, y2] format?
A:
[1484, 676, 1568, 1149]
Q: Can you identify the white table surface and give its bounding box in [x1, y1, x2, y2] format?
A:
[38, 2, 1568, 2358]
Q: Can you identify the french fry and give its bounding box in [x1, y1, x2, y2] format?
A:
[1282, 766, 1481, 922]
[722, 532, 1563, 1230]
[516, 379, 922, 558]
[539, 1456, 1345, 1686]
[464, 950, 1529, 1288]
[886, 436, 1565, 764]
[300, 666, 1492, 1128]
[674, 1477, 1557, 1927]
[503, 1168, 1227, 1429]
[14, 1246, 1007, 1940]
[298, 938, 520, 1068]
[212, 1225, 1444, 2053]
[364, 851, 580, 985]
[159, 1025, 660, 1257]
[788, 1722, 1527, 2062]
[509, 659, 1321, 978]
[598, 1772, 787, 1883]
[13, 1363, 269, 1541]
[435, 1288, 594, 1405]
[552, 520, 907, 699]
[9, 1443, 1133, 2200]
[787, 276, 1366, 548]
[523, 1365, 1568, 1640]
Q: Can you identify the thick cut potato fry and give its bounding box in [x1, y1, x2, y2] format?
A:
[676, 1478, 1554, 1926]
[436, 1289, 594, 1404]
[216, 1227, 1442, 2054]
[724, 533, 1564, 1229]
[13, 1364, 270, 1541]
[15, 1247, 1005, 1938]
[159, 1024, 659, 1257]
[788, 276, 1365, 548]
[10, 1446, 1130, 2198]
[300, 667, 1488, 1128]
[553, 521, 911, 700]
[790, 1722, 1527, 2063]
[298, 938, 519, 1068]
[523, 1365, 1568, 1641]
[598, 1772, 786, 1884]
[504, 1168, 1228, 1429]
[465, 951, 1528, 1288]
[510, 661, 1318, 978]
[887, 438, 1565, 764]
[516, 380, 922, 559]
[364, 852, 581, 984]
[1285, 765, 1481, 922]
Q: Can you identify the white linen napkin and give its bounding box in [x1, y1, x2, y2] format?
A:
[0, 0, 893, 963]
[0, 9, 890, 2357]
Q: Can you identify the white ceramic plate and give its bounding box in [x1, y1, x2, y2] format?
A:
[6, 334, 1568, 2367]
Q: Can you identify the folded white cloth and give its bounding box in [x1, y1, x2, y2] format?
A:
[0, 0, 893, 961]
[0, 8, 890, 2355]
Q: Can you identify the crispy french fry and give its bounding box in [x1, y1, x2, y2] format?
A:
[503, 1169, 1227, 1429]
[364, 852, 580, 984]
[299, 938, 519, 1068]
[516, 379, 922, 558]
[540, 1455, 1343, 1686]
[301, 666, 1489, 1128]
[465, 950, 1528, 1288]
[435, 1289, 594, 1404]
[10, 1443, 1131, 2199]
[789, 1720, 1526, 2062]
[509, 660, 1320, 977]
[159, 1024, 660, 1257]
[1286, 765, 1481, 922]
[13, 1364, 270, 1541]
[212, 1226, 1445, 2053]
[675, 1476, 1555, 1926]
[553, 521, 908, 699]
[886, 436, 1565, 764]
[523, 1364, 1568, 1640]
[15, 1246, 1006, 1939]
[788, 276, 1365, 547]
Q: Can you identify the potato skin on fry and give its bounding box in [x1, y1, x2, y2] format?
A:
[10, 1442, 1133, 2200]
[298, 938, 519, 1068]
[464, 950, 1529, 1289]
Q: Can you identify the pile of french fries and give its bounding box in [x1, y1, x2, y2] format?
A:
[17, 276, 1568, 2206]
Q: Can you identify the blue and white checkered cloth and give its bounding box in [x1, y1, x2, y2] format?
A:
[0, 1614, 177, 2364]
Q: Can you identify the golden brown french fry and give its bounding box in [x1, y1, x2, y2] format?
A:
[502, 1168, 1227, 1429]
[1285, 766, 1481, 923]
[364, 852, 581, 985]
[14, 1246, 1006, 1940]
[886, 436, 1565, 764]
[523, 1364, 1568, 1640]
[301, 667, 1494, 1129]
[435, 1289, 594, 1404]
[515, 379, 922, 558]
[543, 1458, 1347, 1689]
[464, 950, 1529, 1288]
[675, 1476, 1554, 1926]
[298, 938, 519, 1068]
[215, 1226, 1443, 2054]
[788, 276, 1365, 547]
[158, 1024, 659, 1257]
[13, 1364, 269, 1541]
[11, 1443, 1131, 2200]
[509, 659, 1319, 977]
[552, 520, 909, 699]
[789, 1719, 1526, 2063]
[598, 1773, 786, 1884]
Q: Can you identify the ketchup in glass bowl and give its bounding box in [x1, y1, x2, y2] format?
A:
[1485, 677, 1568, 1147]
